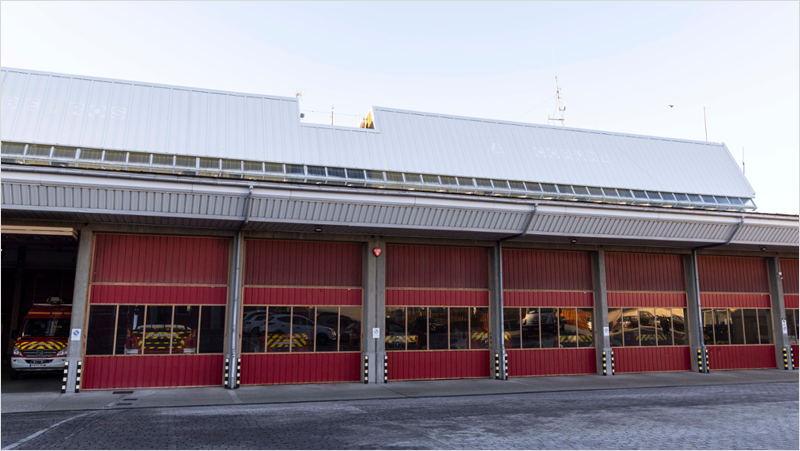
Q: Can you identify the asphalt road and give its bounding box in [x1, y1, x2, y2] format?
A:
[2, 382, 797, 450]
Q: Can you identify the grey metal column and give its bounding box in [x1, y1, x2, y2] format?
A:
[362, 237, 386, 383]
[225, 231, 244, 388]
[489, 242, 507, 380]
[685, 251, 707, 373]
[767, 256, 793, 370]
[6, 246, 26, 355]
[591, 249, 612, 375]
[65, 227, 92, 393]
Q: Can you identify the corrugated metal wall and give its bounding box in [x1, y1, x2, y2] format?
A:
[794, 345, 799, 368]
[614, 347, 691, 373]
[503, 249, 592, 290]
[93, 234, 230, 284]
[385, 244, 489, 380]
[507, 349, 596, 377]
[698, 256, 769, 293]
[243, 287, 361, 306]
[503, 249, 595, 377]
[607, 292, 686, 308]
[245, 240, 362, 287]
[387, 350, 490, 380]
[700, 293, 771, 308]
[785, 295, 799, 310]
[705, 345, 776, 370]
[82, 355, 223, 389]
[240, 353, 361, 385]
[781, 259, 799, 294]
[91, 285, 227, 305]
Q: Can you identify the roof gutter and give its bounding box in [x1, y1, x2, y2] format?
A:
[500, 203, 538, 242]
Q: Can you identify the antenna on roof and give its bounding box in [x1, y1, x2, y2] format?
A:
[547, 76, 566, 126]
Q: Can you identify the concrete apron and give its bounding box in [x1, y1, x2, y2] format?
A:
[2, 369, 796, 415]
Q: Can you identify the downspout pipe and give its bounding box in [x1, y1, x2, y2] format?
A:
[228, 185, 253, 388]
[693, 215, 745, 251]
[499, 203, 538, 243]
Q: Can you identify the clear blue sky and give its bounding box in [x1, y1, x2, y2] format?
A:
[2, 2, 797, 214]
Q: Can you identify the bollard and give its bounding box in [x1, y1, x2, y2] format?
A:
[494, 353, 500, 379]
[602, 351, 608, 376]
[704, 348, 710, 372]
[236, 358, 241, 388]
[75, 361, 82, 393]
[697, 349, 703, 373]
[610, 350, 615, 375]
[503, 352, 508, 380]
[223, 358, 230, 388]
[782, 347, 789, 370]
[383, 355, 388, 383]
[61, 361, 69, 394]
[363, 355, 369, 384]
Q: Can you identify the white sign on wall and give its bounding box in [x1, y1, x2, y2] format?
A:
[782, 319, 788, 335]
[372, 328, 380, 339]
[603, 327, 610, 336]
[71, 329, 81, 341]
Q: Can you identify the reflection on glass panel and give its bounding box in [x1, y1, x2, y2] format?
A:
[199, 306, 226, 354]
[339, 306, 361, 352]
[408, 307, 428, 350]
[172, 306, 199, 354]
[315, 306, 339, 352]
[757, 309, 773, 344]
[672, 308, 687, 346]
[86, 306, 117, 355]
[623, 308, 640, 347]
[789, 310, 799, 345]
[608, 308, 623, 347]
[638, 308, 656, 347]
[521, 308, 540, 349]
[385, 307, 406, 351]
[470, 308, 490, 349]
[729, 309, 745, 345]
[701, 309, 715, 344]
[577, 308, 594, 348]
[267, 307, 292, 353]
[656, 308, 673, 346]
[540, 308, 558, 348]
[450, 308, 470, 350]
[242, 306, 266, 353]
[742, 309, 759, 345]
[558, 308, 578, 348]
[291, 307, 315, 352]
[116, 305, 145, 355]
[503, 308, 521, 349]
[144, 306, 173, 354]
[713, 309, 730, 345]
[429, 308, 448, 350]
[795, 310, 800, 344]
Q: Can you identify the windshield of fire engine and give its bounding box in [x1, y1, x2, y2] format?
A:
[21, 318, 71, 338]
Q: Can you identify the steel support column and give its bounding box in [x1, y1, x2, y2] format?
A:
[685, 251, 708, 373]
[591, 249, 613, 375]
[66, 227, 92, 393]
[362, 237, 386, 383]
[767, 256, 793, 370]
[225, 231, 244, 388]
[489, 242, 507, 380]
[6, 246, 26, 356]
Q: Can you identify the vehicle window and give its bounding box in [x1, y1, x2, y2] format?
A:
[22, 318, 71, 338]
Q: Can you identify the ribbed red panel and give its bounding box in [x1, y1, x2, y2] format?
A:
[503, 291, 593, 307]
[240, 353, 361, 384]
[607, 292, 687, 308]
[90, 285, 227, 305]
[243, 287, 362, 305]
[785, 295, 799, 309]
[781, 259, 799, 294]
[386, 245, 488, 288]
[385, 289, 489, 306]
[700, 293, 771, 308]
[793, 345, 799, 368]
[614, 347, 691, 373]
[93, 234, 230, 284]
[698, 256, 769, 293]
[503, 249, 592, 291]
[245, 240, 362, 287]
[507, 349, 596, 376]
[706, 345, 776, 370]
[82, 355, 223, 389]
[606, 253, 685, 292]
[387, 350, 490, 380]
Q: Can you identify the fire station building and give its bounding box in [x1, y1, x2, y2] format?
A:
[1, 67, 798, 393]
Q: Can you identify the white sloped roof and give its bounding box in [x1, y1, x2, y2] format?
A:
[1, 67, 755, 199]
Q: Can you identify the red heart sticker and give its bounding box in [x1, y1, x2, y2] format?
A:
[373, 247, 382, 257]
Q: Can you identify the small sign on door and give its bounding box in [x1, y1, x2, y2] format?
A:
[372, 328, 380, 339]
[603, 327, 610, 336]
[71, 329, 81, 341]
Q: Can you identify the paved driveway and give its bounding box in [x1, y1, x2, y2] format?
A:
[2, 382, 797, 449]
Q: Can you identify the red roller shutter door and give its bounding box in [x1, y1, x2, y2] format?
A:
[503, 249, 596, 377]
[83, 234, 230, 390]
[385, 245, 490, 381]
[240, 239, 363, 385]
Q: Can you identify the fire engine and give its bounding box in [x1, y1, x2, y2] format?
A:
[10, 297, 71, 380]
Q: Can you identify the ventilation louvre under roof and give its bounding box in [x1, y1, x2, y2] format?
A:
[0, 143, 756, 212]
